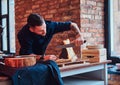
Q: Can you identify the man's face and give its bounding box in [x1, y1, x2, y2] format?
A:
[31, 22, 46, 36]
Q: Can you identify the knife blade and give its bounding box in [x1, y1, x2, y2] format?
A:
[56, 43, 75, 48]
[56, 40, 86, 48]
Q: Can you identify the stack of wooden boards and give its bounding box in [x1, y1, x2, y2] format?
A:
[81, 45, 107, 63]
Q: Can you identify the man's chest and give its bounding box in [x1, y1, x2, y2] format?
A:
[32, 35, 52, 46]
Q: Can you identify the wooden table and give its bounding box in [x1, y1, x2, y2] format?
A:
[60, 60, 111, 85]
[0, 60, 111, 85]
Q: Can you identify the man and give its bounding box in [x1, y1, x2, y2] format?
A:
[18, 13, 84, 61]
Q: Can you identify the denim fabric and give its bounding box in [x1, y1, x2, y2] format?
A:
[12, 60, 64, 85]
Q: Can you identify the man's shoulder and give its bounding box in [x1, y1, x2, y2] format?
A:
[17, 24, 30, 37]
[45, 20, 53, 25]
[21, 24, 29, 31]
[19, 24, 29, 32]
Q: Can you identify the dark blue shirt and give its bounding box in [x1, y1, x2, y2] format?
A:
[17, 21, 71, 55]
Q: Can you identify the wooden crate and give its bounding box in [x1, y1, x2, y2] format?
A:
[81, 48, 107, 63]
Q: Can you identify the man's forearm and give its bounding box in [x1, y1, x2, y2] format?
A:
[70, 22, 82, 38]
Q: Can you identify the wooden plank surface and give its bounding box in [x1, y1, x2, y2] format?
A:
[60, 60, 111, 72]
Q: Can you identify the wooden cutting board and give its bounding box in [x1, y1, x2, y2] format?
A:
[57, 60, 84, 67]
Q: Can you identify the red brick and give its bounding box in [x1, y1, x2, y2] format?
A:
[48, 9, 57, 14]
[32, 5, 39, 9]
[59, 3, 70, 8]
[48, 1, 58, 5]
[26, 10, 32, 14]
[45, 14, 53, 19]
[63, 16, 71, 20]
[71, 0, 80, 4]
[70, 5, 80, 10]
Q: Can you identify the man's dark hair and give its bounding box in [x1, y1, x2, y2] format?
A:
[27, 13, 44, 27]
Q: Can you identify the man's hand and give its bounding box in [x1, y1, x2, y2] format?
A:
[44, 55, 57, 61]
[71, 36, 84, 46]
[70, 22, 81, 35]
[70, 22, 85, 46]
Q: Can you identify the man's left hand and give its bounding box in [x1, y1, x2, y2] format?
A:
[44, 55, 57, 61]
[72, 37, 84, 46]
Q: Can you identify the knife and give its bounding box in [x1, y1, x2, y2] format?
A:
[56, 40, 86, 48]
[56, 43, 75, 48]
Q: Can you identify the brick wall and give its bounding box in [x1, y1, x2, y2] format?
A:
[15, 0, 104, 57]
[80, 0, 104, 45]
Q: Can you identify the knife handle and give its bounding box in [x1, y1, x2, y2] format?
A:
[84, 40, 86, 43]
